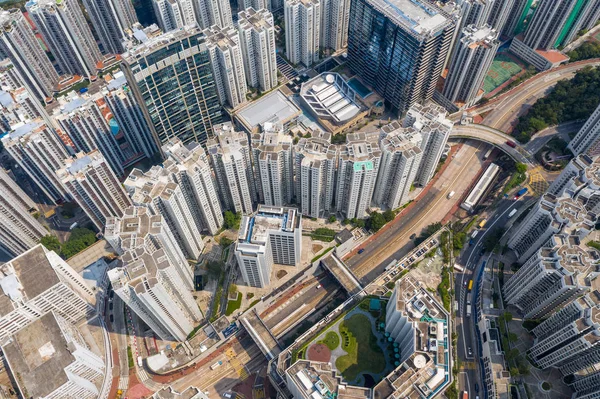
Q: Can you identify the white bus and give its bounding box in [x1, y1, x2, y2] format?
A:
[453, 264, 465, 273]
[385, 259, 398, 271]
[508, 208, 518, 218]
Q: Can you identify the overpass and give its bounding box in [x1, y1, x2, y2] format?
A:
[450, 124, 533, 166]
[320, 254, 363, 296]
[240, 309, 282, 361]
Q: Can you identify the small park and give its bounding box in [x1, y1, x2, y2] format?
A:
[294, 297, 400, 388]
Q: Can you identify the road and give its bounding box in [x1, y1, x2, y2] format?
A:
[453, 195, 530, 398]
[524, 121, 584, 154]
[346, 141, 487, 283]
[480, 60, 600, 132]
[451, 125, 532, 164]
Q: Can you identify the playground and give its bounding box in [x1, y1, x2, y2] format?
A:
[483, 53, 524, 94]
[299, 297, 398, 388]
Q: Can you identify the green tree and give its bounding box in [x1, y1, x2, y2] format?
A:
[219, 237, 233, 247]
[368, 211, 386, 232]
[40, 235, 61, 252]
[61, 202, 79, 218]
[504, 312, 513, 322]
[328, 215, 337, 223]
[60, 228, 97, 259]
[515, 163, 527, 174]
[223, 211, 241, 229]
[508, 332, 519, 343]
[383, 210, 395, 223]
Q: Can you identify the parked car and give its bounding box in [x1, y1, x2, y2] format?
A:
[358, 248, 365, 254]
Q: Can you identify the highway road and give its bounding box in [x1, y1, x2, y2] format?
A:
[480, 60, 600, 132]
[453, 194, 530, 398]
[346, 141, 487, 283]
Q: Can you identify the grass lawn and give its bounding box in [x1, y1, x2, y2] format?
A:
[336, 314, 385, 381]
[225, 292, 242, 316]
[318, 331, 340, 350]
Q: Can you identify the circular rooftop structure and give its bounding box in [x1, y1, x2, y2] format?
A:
[414, 354, 427, 369]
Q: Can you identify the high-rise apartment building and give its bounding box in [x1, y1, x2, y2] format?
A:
[152, 0, 197, 32]
[486, 0, 520, 33]
[105, 206, 193, 295]
[336, 132, 381, 219]
[404, 103, 453, 186]
[529, 294, 600, 383]
[53, 93, 126, 177]
[125, 166, 205, 258]
[373, 121, 423, 210]
[320, 0, 350, 51]
[207, 122, 254, 214]
[251, 123, 294, 205]
[507, 192, 597, 262]
[3, 312, 105, 399]
[347, 0, 456, 114]
[240, 0, 271, 12]
[58, 151, 132, 230]
[238, 8, 278, 93]
[528, 294, 600, 370]
[102, 71, 159, 160]
[0, 9, 59, 101]
[194, 0, 234, 28]
[82, 0, 138, 54]
[568, 103, 600, 157]
[108, 244, 202, 341]
[504, 234, 597, 319]
[443, 25, 499, 107]
[284, 0, 321, 67]
[0, 168, 46, 256]
[0, 59, 53, 129]
[294, 131, 337, 218]
[2, 120, 70, 203]
[234, 205, 302, 287]
[502, 0, 533, 37]
[163, 138, 225, 235]
[548, 155, 600, 217]
[523, 0, 600, 50]
[204, 25, 248, 108]
[121, 27, 222, 147]
[0, 244, 96, 341]
[26, 0, 102, 77]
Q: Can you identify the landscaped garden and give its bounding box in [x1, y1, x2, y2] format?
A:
[296, 297, 394, 388]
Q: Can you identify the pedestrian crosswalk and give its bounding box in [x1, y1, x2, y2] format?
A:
[226, 348, 249, 380]
[118, 377, 128, 390]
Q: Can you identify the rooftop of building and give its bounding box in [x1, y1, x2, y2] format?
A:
[405, 102, 452, 132]
[125, 165, 187, 205]
[2, 312, 76, 398]
[0, 245, 61, 317]
[252, 124, 294, 156]
[460, 24, 499, 48]
[236, 90, 301, 132]
[366, 0, 453, 38]
[238, 205, 301, 245]
[153, 386, 207, 399]
[1, 119, 45, 141]
[105, 206, 166, 251]
[108, 246, 171, 293]
[207, 122, 249, 157]
[340, 131, 381, 162]
[203, 25, 239, 49]
[540, 235, 600, 290]
[379, 121, 422, 156]
[58, 150, 106, 178]
[121, 24, 203, 64]
[238, 7, 273, 31]
[300, 73, 363, 124]
[286, 359, 371, 399]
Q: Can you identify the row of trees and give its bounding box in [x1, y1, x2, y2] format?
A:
[513, 66, 600, 143]
[567, 41, 600, 62]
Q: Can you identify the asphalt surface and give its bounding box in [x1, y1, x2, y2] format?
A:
[453, 195, 530, 398]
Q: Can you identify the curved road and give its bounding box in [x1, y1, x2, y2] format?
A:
[451, 125, 533, 165]
[475, 59, 600, 132]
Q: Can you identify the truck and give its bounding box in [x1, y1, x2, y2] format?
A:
[468, 280, 473, 290]
[385, 259, 398, 271]
[478, 219, 487, 229]
[514, 187, 528, 200]
[462, 391, 469, 399]
[447, 191, 455, 199]
[508, 208, 518, 218]
[137, 356, 143, 367]
[506, 140, 517, 148]
[210, 360, 223, 370]
[466, 293, 472, 305]
[453, 264, 465, 273]
[466, 305, 472, 317]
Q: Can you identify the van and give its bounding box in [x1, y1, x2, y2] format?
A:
[447, 191, 455, 199]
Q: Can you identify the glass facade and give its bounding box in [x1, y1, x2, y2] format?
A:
[127, 33, 222, 146]
[347, 0, 454, 114]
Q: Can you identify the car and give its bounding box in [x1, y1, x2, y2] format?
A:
[475, 383, 479, 393]
[358, 248, 365, 254]
[316, 284, 321, 289]
[468, 347, 473, 356]
[384, 277, 390, 282]
[109, 303, 113, 310]
[463, 281, 468, 287]
[409, 257, 415, 262]
[109, 314, 114, 323]
[410, 233, 417, 239]
[391, 270, 398, 276]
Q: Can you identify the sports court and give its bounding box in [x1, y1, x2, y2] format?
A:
[483, 53, 524, 93]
